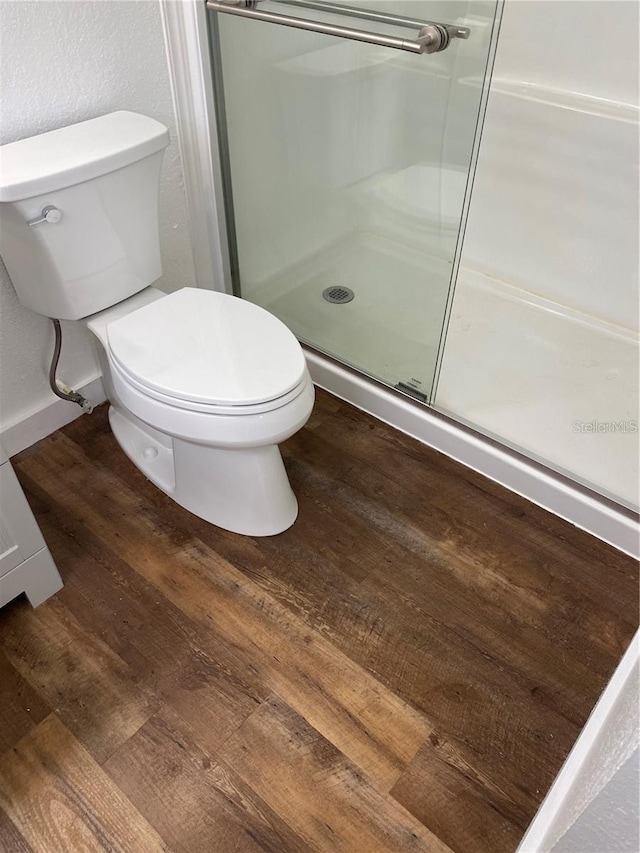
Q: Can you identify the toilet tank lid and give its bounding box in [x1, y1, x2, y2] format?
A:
[0, 111, 169, 202]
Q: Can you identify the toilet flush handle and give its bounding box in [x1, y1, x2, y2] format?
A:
[27, 205, 62, 226]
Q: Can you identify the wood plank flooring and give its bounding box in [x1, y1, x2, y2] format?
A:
[1, 389, 637, 852]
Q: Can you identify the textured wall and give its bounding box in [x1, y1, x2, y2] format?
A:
[518, 635, 639, 852]
[553, 749, 639, 853]
[0, 0, 196, 433]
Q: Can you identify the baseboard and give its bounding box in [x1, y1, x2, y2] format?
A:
[306, 350, 640, 559]
[0, 374, 107, 458]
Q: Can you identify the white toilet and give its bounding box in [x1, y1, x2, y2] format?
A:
[0, 111, 315, 535]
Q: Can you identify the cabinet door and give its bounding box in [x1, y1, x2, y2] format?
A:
[0, 451, 62, 608]
[0, 459, 46, 578]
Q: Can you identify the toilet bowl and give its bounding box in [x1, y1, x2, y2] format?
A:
[86, 285, 315, 536]
[0, 111, 314, 536]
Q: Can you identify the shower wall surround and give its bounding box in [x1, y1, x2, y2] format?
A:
[460, 0, 638, 324]
[437, 0, 639, 510]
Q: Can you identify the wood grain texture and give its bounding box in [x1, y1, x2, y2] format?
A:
[0, 594, 158, 764]
[217, 694, 453, 853]
[104, 705, 309, 853]
[0, 808, 33, 853]
[1, 389, 636, 853]
[23, 505, 266, 756]
[0, 714, 167, 853]
[0, 651, 50, 756]
[15, 433, 435, 791]
[390, 731, 529, 853]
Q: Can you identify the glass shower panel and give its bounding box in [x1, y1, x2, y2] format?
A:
[208, 0, 500, 402]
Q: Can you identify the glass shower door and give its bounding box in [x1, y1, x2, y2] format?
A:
[207, 0, 501, 403]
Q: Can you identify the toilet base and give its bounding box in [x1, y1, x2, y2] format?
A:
[109, 406, 299, 536]
[173, 437, 298, 536]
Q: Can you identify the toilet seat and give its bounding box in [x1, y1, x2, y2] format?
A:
[110, 354, 310, 417]
[107, 287, 307, 410]
[108, 351, 315, 449]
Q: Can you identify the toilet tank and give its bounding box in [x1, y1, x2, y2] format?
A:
[0, 112, 170, 320]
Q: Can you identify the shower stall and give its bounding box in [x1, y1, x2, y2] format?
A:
[162, 0, 639, 554]
[207, 0, 499, 404]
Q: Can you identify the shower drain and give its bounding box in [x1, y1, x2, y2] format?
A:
[322, 285, 355, 304]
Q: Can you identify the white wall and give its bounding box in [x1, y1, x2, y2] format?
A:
[460, 0, 639, 328]
[553, 750, 639, 853]
[0, 0, 196, 440]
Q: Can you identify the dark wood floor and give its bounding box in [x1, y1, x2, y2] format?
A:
[0, 389, 637, 852]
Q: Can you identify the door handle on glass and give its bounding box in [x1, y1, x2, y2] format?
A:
[206, 0, 469, 54]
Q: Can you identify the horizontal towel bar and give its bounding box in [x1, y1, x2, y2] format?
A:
[206, 0, 469, 55]
[271, 1, 469, 39]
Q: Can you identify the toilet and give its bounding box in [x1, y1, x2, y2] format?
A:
[0, 111, 314, 535]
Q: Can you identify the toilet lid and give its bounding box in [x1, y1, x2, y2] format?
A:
[107, 288, 307, 407]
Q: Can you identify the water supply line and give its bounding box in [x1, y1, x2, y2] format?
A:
[49, 319, 94, 413]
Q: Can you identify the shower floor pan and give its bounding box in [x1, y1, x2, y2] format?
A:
[438, 268, 639, 510]
[245, 234, 638, 510]
[244, 232, 452, 399]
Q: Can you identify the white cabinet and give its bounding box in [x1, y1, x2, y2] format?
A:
[0, 443, 62, 608]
